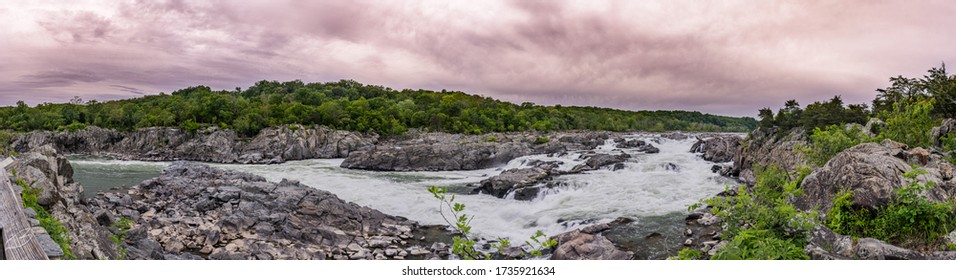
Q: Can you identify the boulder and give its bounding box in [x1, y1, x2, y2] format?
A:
[731, 128, 808, 184]
[690, 135, 742, 163]
[550, 226, 633, 260]
[475, 168, 552, 199]
[805, 226, 956, 260]
[932, 118, 956, 148]
[797, 140, 956, 212]
[570, 152, 631, 173]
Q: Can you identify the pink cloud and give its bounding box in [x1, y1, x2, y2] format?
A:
[1, 0, 954, 116]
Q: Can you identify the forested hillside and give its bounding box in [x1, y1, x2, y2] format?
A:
[0, 80, 756, 137]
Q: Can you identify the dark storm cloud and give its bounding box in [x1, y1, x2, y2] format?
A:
[1, 0, 955, 116]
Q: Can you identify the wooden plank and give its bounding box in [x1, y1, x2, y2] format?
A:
[0, 168, 48, 260]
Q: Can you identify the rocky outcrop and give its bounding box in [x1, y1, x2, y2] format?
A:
[12, 125, 374, 164]
[731, 128, 808, 184]
[475, 168, 553, 200]
[690, 135, 742, 163]
[613, 138, 659, 153]
[805, 226, 956, 260]
[569, 152, 631, 173]
[551, 223, 633, 260]
[87, 161, 432, 260]
[796, 140, 956, 213]
[475, 152, 631, 200]
[341, 131, 617, 171]
[5, 145, 119, 259]
[931, 118, 956, 148]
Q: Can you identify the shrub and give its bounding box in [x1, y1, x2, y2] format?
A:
[534, 136, 550, 144]
[676, 248, 704, 260]
[63, 121, 86, 132]
[704, 165, 817, 259]
[427, 186, 556, 259]
[109, 217, 133, 260]
[805, 124, 871, 166]
[182, 119, 201, 134]
[877, 98, 936, 148]
[485, 136, 497, 142]
[711, 229, 809, 260]
[826, 168, 956, 248]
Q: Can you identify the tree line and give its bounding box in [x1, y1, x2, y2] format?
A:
[0, 80, 757, 137]
[757, 63, 956, 135]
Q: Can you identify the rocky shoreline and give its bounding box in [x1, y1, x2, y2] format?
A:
[4, 129, 747, 261]
[686, 123, 956, 260]
[12, 125, 374, 165]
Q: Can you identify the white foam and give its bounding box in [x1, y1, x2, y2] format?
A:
[71, 135, 736, 244]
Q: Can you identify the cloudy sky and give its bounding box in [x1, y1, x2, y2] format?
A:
[1, 0, 954, 116]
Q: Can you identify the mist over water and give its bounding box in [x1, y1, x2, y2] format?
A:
[71, 134, 736, 249]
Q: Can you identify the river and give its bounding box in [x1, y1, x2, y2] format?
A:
[70, 134, 737, 259]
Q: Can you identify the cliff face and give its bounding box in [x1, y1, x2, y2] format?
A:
[11, 125, 375, 164]
[5, 145, 118, 259]
[730, 127, 808, 184]
[340, 131, 618, 171]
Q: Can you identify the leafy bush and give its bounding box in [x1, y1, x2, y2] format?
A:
[0, 130, 14, 155]
[182, 119, 201, 134]
[58, 121, 86, 132]
[109, 217, 133, 260]
[826, 168, 956, 248]
[485, 136, 497, 142]
[877, 98, 936, 148]
[805, 124, 871, 166]
[534, 136, 550, 144]
[16, 177, 75, 259]
[711, 229, 809, 260]
[427, 186, 556, 259]
[704, 165, 817, 259]
[676, 248, 704, 260]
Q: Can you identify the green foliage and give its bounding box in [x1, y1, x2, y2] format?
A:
[16, 178, 75, 259]
[872, 63, 956, 119]
[58, 121, 87, 132]
[704, 165, 817, 260]
[109, 217, 133, 260]
[676, 248, 704, 260]
[288, 124, 300, 131]
[485, 136, 497, 142]
[825, 169, 956, 248]
[0, 80, 757, 137]
[711, 229, 809, 260]
[182, 119, 201, 134]
[876, 97, 935, 147]
[534, 136, 550, 144]
[757, 96, 869, 133]
[427, 186, 555, 260]
[0, 129, 14, 155]
[940, 133, 956, 165]
[805, 124, 871, 166]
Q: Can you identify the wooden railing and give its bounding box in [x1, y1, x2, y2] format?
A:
[0, 168, 48, 260]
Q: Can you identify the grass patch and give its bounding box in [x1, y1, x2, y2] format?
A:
[15, 177, 75, 259]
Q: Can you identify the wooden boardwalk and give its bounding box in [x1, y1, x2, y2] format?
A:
[0, 168, 49, 260]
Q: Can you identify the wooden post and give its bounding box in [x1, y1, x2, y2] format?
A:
[0, 168, 48, 260]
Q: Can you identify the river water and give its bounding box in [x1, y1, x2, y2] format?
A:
[70, 134, 737, 259]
